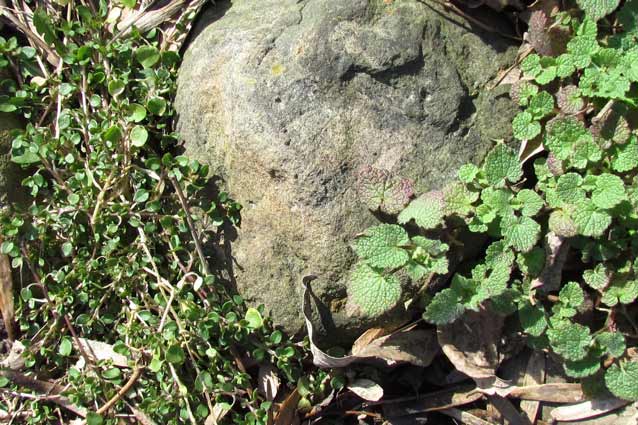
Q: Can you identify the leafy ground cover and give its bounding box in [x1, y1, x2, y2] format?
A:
[1, 0, 638, 424]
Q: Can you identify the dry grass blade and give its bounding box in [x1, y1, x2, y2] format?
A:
[75, 338, 129, 367]
[0, 253, 15, 341]
[115, 0, 188, 39]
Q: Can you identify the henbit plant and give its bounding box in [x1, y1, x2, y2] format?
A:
[350, 0, 638, 401]
[0, 3, 308, 424]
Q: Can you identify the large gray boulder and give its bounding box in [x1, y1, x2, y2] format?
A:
[176, 0, 517, 342]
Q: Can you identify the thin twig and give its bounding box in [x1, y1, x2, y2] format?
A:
[95, 367, 143, 416]
[169, 176, 210, 276]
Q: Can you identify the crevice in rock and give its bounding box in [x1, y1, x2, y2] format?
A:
[446, 80, 476, 135]
[339, 53, 425, 88]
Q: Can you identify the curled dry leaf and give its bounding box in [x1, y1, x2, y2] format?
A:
[347, 379, 384, 402]
[550, 398, 630, 422]
[258, 364, 280, 401]
[302, 279, 438, 368]
[437, 309, 504, 383]
[0, 253, 15, 341]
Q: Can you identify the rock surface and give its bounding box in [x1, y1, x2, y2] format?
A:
[176, 0, 517, 342]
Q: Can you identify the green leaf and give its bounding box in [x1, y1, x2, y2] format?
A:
[457, 164, 479, 183]
[611, 136, 638, 172]
[528, 91, 555, 120]
[135, 46, 160, 68]
[59, 338, 73, 356]
[483, 144, 523, 187]
[601, 280, 638, 306]
[576, 0, 620, 21]
[501, 214, 541, 252]
[549, 210, 578, 237]
[580, 67, 630, 99]
[583, 264, 609, 290]
[353, 224, 409, 269]
[556, 54, 577, 78]
[521, 54, 542, 78]
[567, 35, 599, 68]
[245, 308, 263, 329]
[86, 412, 104, 425]
[547, 322, 592, 361]
[166, 345, 185, 364]
[130, 126, 148, 147]
[517, 247, 545, 277]
[605, 361, 638, 401]
[108, 80, 126, 97]
[444, 183, 478, 216]
[573, 199, 612, 237]
[556, 85, 584, 114]
[103, 125, 123, 144]
[545, 117, 590, 160]
[147, 97, 167, 116]
[12, 151, 41, 165]
[512, 112, 541, 141]
[559, 282, 584, 307]
[61, 242, 73, 257]
[348, 263, 402, 316]
[481, 187, 513, 215]
[424, 287, 465, 325]
[126, 103, 147, 123]
[591, 173, 626, 209]
[515, 189, 544, 217]
[356, 167, 413, 215]
[564, 351, 601, 378]
[556, 173, 585, 204]
[519, 302, 547, 337]
[398, 192, 445, 230]
[596, 332, 625, 357]
[133, 189, 149, 203]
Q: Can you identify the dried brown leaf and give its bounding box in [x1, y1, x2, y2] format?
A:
[351, 328, 388, 353]
[0, 340, 25, 370]
[381, 385, 483, 417]
[440, 407, 494, 425]
[205, 400, 233, 425]
[531, 232, 570, 293]
[437, 309, 504, 381]
[528, 11, 553, 56]
[76, 338, 129, 367]
[550, 398, 630, 421]
[520, 351, 545, 423]
[507, 383, 585, 403]
[351, 329, 439, 367]
[347, 379, 384, 402]
[258, 364, 280, 402]
[274, 389, 300, 425]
